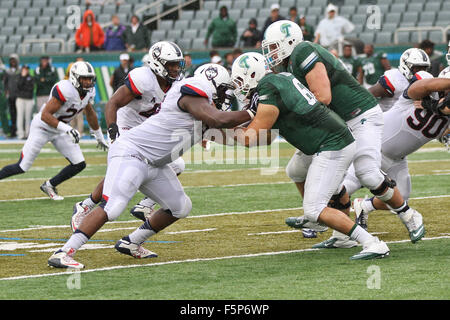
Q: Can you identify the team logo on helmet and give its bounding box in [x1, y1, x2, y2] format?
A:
[239, 55, 250, 69]
[204, 65, 218, 81]
[152, 46, 161, 60]
[280, 23, 292, 37]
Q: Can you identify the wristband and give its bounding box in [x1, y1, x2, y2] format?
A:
[246, 109, 255, 120]
[57, 121, 72, 133]
[92, 128, 104, 141]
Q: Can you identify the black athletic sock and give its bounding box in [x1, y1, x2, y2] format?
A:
[49, 161, 86, 187]
[0, 163, 24, 180]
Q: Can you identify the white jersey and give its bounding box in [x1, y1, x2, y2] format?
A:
[36, 79, 95, 133]
[377, 68, 409, 112]
[382, 72, 449, 160]
[118, 76, 214, 167]
[116, 67, 169, 130]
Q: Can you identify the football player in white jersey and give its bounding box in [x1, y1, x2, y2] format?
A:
[71, 41, 186, 231]
[369, 48, 431, 112]
[338, 71, 450, 242]
[48, 64, 254, 268]
[0, 61, 107, 200]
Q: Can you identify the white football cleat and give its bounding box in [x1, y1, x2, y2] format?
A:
[350, 237, 390, 260]
[115, 237, 158, 259]
[71, 201, 91, 232]
[48, 248, 84, 269]
[130, 201, 156, 222]
[354, 197, 370, 230]
[397, 208, 425, 243]
[285, 215, 328, 232]
[40, 181, 64, 200]
[312, 230, 358, 249]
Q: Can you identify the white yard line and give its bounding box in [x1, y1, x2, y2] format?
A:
[164, 228, 217, 235]
[1, 235, 449, 281]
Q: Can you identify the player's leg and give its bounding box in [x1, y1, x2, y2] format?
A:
[350, 106, 424, 242]
[0, 118, 49, 180]
[130, 157, 186, 221]
[302, 143, 389, 259]
[41, 134, 86, 200]
[117, 163, 192, 258]
[71, 178, 105, 232]
[48, 145, 147, 268]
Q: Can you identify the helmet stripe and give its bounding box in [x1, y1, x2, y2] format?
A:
[85, 62, 92, 73]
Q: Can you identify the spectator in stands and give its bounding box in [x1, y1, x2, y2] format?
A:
[262, 4, 286, 37]
[123, 15, 150, 52]
[419, 39, 445, 77]
[35, 56, 58, 112]
[3, 54, 21, 138]
[240, 18, 262, 48]
[211, 55, 222, 65]
[0, 59, 9, 137]
[86, 0, 124, 6]
[357, 44, 390, 88]
[224, 52, 234, 72]
[184, 52, 195, 77]
[104, 15, 127, 51]
[288, 7, 300, 25]
[16, 65, 35, 140]
[232, 48, 243, 61]
[204, 6, 237, 48]
[299, 15, 314, 42]
[75, 9, 105, 53]
[110, 53, 132, 93]
[66, 57, 86, 135]
[340, 43, 359, 78]
[314, 3, 354, 49]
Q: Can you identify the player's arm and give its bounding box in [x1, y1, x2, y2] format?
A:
[41, 97, 63, 129]
[407, 78, 450, 100]
[381, 56, 391, 71]
[305, 62, 332, 105]
[369, 75, 395, 98]
[85, 103, 109, 150]
[179, 95, 251, 129]
[234, 103, 279, 147]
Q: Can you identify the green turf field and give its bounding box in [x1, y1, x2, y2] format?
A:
[0, 141, 448, 300]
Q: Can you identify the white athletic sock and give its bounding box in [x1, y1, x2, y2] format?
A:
[61, 230, 89, 253]
[128, 220, 156, 244]
[349, 224, 374, 247]
[82, 195, 97, 210]
[138, 197, 157, 208]
[361, 197, 376, 213]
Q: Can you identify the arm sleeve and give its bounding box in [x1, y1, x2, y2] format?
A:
[180, 84, 209, 98]
[51, 84, 67, 103]
[124, 72, 143, 96]
[378, 74, 396, 95]
[294, 43, 321, 75]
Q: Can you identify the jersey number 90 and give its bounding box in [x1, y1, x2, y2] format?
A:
[407, 108, 448, 139]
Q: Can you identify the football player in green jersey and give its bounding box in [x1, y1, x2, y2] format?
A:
[230, 52, 390, 260]
[357, 44, 391, 89]
[262, 20, 425, 247]
[339, 42, 359, 79]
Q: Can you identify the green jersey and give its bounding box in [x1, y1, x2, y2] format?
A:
[287, 41, 378, 121]
[257, 72, 354, 155]
[339, 55, 359, 78]
[358, 52, 388, 85]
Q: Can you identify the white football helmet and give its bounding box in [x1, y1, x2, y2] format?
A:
[262, 20, 303, 68]
[398, 48, 431, 81]
[145, 41, 185, 83]
[69, 61, 96, 95]
[194, 63, 234, 110]
[446, 41, 450, 65]
[438, 66, 450, 79]
[231, 52, 269, 102]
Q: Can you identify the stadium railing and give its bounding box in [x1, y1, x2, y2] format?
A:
[394, 26, 450, 44]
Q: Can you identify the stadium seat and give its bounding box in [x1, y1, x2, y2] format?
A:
[102, 5, 117, 15]
[183, 29, 198, 39]
[424, 2, 441, 12]
[31, 42, 45, 55]
[390, 4, 406, 13]
[11, 8, 26, 18]
[403, 12, 418, 24]
[192, 38, 206, 50]
[16, 26, 30, 36]
[250, 0, 264, 9]
[30, 26, 45, 36]
[46, 25, 60, 35]
[344, 0, 360, 6]
[174, 20, 189, 30]
[203, 1, 217, 11]
[37, 16, 52, 26]
[26, 8, 41, 17]
[190, 20, 204, 30]
[228, 9, 241, 21]
[281, 0, 296, 8]
[0, 9, 8, 19]
[437, 11, 450, 23]
[307, 7, 323, 17]
[8, 35, 23, 45]
[118, 4, 132, 14]
[312, 0, 327, 6]
[0, 26, 15, 36]
[382, 23, 398, 32]
[195, 10, 210, 20]
[419, 12, 436, 24]
[375, 32, 392, 44]
[179, 10, 194, 21]
[2, 44, 17, 56]
[21, 17, 36, 27]
[159, 20, 173, 31]
[351, 14, 366, 25]
[151, 30, 166, 42]
[167, 29, 182, 40]
[297, 0, 312, 6]
[241, 8, 258, 20]
[385, 13, 401, 24]
[407, 3, 423, 12]
[443, 2, 450, 11]
[428, 30, 445, 43]
[340, 6, 355, 15]
[46, 42, 61, 54]
[232, 0, 248, 10]
[6, 17, 21, 27]
[16, 0, 33, 8]
[177, 38, 192, 51]
[217, 1, 232, 9]
[54, 33, 70, 42]
[359, 32, 375, 45]
[1, 1, 15, 9]
[396, 32, 410, 44]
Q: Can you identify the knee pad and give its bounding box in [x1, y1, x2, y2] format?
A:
[328, 186, 351, 210]
[370, 174, 397, 202]
[286, 153, 310, 183]
[104, 196, 128, 221]
[169, 157, 185, 176]
[170, 194, 192, 219]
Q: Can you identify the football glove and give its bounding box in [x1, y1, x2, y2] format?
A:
[107, 123, 120, 142]
[68, 129, 81, 144]
[421, 93, 450, 115]
[244, 92, 259, 119]
[92, 128, 108, 151]
[439, 133, 449, 150]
